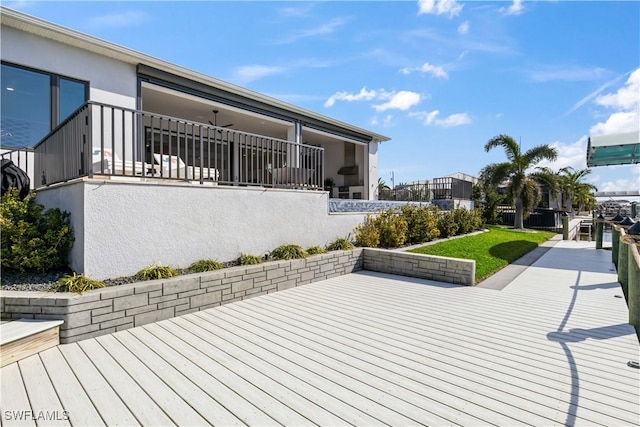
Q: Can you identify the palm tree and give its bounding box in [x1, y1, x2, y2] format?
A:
[560, 167, 598, 213]
[484, 134, 558, 229]
[531, 166, 562, 209]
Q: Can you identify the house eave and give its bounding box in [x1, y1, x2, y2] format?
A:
[0, 6, 390, 144]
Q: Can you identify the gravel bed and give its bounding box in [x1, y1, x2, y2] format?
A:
[1, 270, 70, 292]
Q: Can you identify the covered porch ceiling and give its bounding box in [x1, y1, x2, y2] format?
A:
[141, 83, 367, 148]
[586, 131, 640, 167]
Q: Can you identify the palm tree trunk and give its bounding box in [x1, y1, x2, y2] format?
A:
[515, 197, 524, 229]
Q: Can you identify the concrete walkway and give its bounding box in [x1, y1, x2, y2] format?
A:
[477, 234, 563, 290]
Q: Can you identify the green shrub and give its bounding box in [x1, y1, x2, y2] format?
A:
[270, 244, 308, 260]
[354, 215, 380, 247]
[437, 210, 459, 238]
[470, 208, 486, 231]
[53, 273, 105, 293]
[375, 210, 408, 248]
[400, 205, 440, 244]
[189, 259, 224, 273]
[452, 207, 473, 235]
[1, 189, 74, 272]
[239, 253, 263, 265]
[326, 237, 355, 251]
[306, 246, 326, 255]
[134, 264, 178, 281]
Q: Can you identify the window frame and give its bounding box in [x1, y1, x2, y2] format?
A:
[1, 61, 89, 147]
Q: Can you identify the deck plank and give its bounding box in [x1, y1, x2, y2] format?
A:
[127, 325, 279, 426]
[159, 317, 354, 426]
[38, 347, 105, 427]
[18, 355, 70, 426]
[57, 343, 139, 426]
[111, 331, 244, 426]
[77, 339, 175, 426]
[93, 334, 208, 426]
[233, 283, 636, 426]
[143, 321, 314, 426]
[0, 363, 36, 427]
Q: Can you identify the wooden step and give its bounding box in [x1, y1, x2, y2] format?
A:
[0, 319, 64, 367]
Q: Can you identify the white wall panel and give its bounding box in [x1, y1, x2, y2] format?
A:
[37, 180, 365, 279]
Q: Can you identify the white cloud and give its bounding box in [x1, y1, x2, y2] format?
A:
[373, 91, 422, 111]
[599, 175, 640, 193]
[437, 113, 472, 127]
[409, 110, 471, 127]
[400, 62, 449, 79]
[500, 0, 525, 16]
[590, 112, 640, 135]
[527, 65, 609, 83]
[458, 21, 470, 35]
[417, 0, 463, 18]
[595, 68, 640, 110]
[278, 4, 315, 17]
[89, 11, 148, 29]
[537, 137, 589, 172]
[383, 114, 394, 127]
[590, 68, 640, 135]
[563, 72, 628, 116]
[232, 65, 285, 84]
[274, 17, 348, 44]
[324, 87, 377, 108]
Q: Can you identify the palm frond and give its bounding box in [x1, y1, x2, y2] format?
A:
[522, 145, 558, 167]
[484, 134, 520, 163]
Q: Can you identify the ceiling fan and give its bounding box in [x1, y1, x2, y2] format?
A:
[208, 110, 233, 131]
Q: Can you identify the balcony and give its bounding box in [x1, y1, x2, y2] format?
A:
[33, 102, 324, 191]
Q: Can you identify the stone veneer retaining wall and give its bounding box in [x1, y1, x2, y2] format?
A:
[0, 248, 476, 343]
[364, 248, 475, 286]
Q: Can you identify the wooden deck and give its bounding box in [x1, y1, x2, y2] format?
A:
[1, 240, 638, 426]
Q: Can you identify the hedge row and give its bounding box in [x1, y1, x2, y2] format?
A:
[355, 205, 485, 248]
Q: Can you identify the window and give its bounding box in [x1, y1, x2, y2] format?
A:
[59, 78, 87, 122]
[1, 64, 50, 148]
[0, 62, 87, 148]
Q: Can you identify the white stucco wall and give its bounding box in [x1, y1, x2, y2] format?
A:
[1, 26, 137, 109]
[36, 179, 366, 279]
[35, 181, 86, 273]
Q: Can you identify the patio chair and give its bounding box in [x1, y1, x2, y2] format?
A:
[152, 153, 219, 181]
[92, 147, 153, 176]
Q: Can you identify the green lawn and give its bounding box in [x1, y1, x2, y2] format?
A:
[408, 226, 556, 281]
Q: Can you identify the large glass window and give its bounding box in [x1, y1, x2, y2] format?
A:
[1, 63, 51, 148]
[0, 62, 87, 149]
[59, 78, 87, 122]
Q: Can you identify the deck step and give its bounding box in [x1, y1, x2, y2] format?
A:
[0, 319, 64, 367]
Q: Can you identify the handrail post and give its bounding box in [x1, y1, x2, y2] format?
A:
[595, 216, 604, 249]
[627, 241, 639, 338]
[612, 224, 620, 267]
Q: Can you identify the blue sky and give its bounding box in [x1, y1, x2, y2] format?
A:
[7, 0, 639, 197]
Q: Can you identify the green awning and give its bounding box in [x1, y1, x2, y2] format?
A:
[587, 131, 640, 167]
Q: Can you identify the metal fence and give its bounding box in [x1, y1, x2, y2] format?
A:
[33, 101, 324, 190]
[379, 177, 473, 202]
[499, 206, 564, 232]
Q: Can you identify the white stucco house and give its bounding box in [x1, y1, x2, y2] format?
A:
[0, 7, 391, 279]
